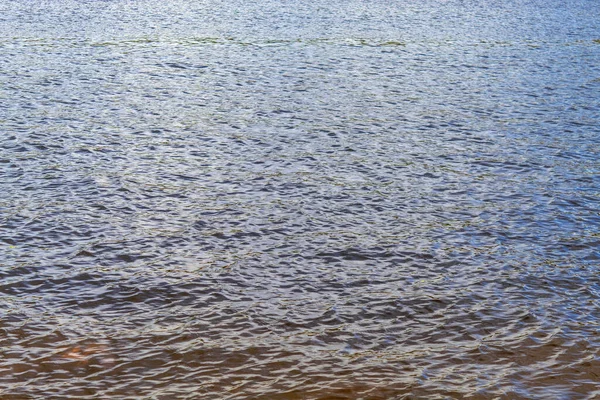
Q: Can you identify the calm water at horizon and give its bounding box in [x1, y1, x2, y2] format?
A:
[1, 0, 600, 398]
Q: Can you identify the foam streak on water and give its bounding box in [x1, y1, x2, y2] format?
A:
[1, 0, 600, 398]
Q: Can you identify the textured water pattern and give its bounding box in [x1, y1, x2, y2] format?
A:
[1, 0, 600, 398]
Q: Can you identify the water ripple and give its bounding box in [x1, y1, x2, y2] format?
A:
[2, 0, 600, 398]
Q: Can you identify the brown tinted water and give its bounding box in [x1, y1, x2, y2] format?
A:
[1, 0, 600, 398]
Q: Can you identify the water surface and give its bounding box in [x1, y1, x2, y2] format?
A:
[1, 0, 600, 398]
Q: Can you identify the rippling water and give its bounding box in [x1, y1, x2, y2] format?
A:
[2, 0, 600, 398]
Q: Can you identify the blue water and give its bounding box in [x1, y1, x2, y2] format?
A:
[1, 0, 600, 398]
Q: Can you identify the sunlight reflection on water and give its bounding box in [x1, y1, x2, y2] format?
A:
[1, 0, 600, 398]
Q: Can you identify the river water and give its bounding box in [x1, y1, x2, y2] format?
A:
[1, 0, 600, 398]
